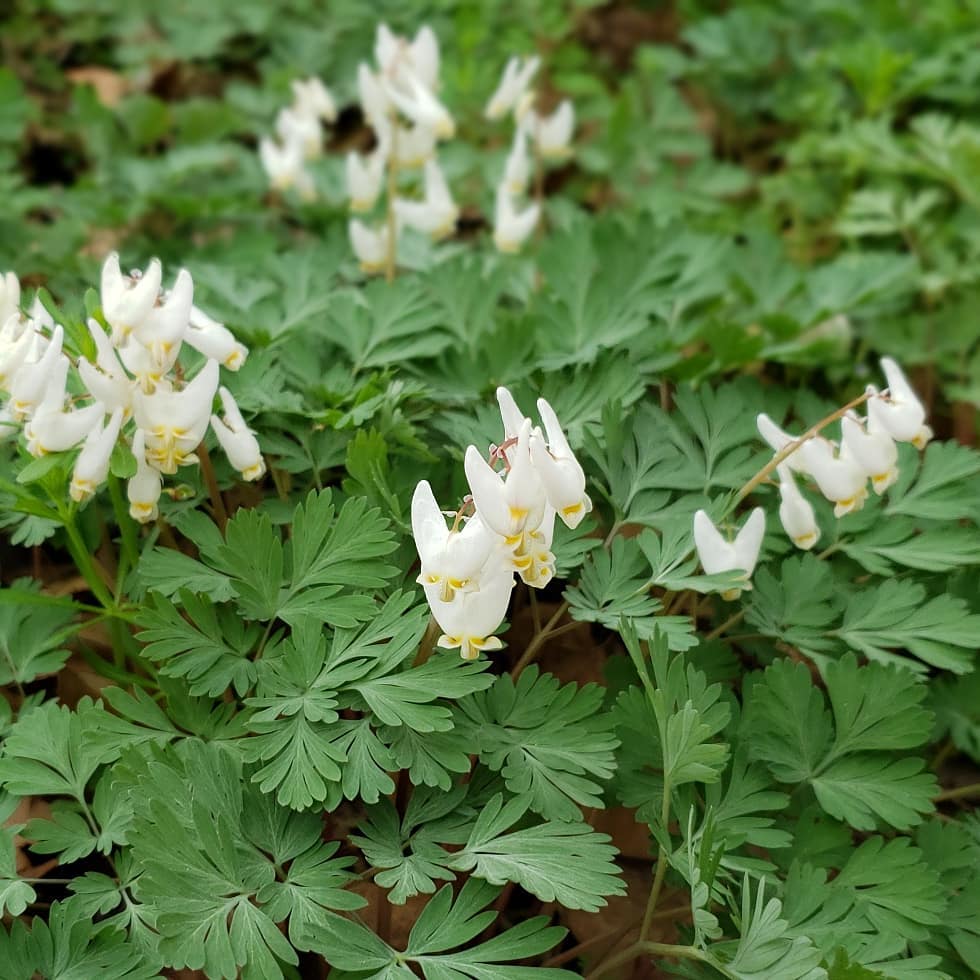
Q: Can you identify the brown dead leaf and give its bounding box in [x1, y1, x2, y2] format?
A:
[65, 67, 128, 108]
[350, 880, 429, 950]
[592, 806, 653, 861]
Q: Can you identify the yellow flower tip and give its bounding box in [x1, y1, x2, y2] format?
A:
[561, 502, 584, 518]
[130, 502, 158, 524]
[435, 119, 455, 140]
[494, 236, 522, 254]
[720, 587, 743, 601]
[793, 531, 818, 550]
[271, 175, 294, 192]
[349, 198, 372, 213]
[224, 352, 245, 370]
[359, 260, 386, 275]
[242, 460, 267, 482]
[69, 479, 95, 504]
[507, 505, 528, 523]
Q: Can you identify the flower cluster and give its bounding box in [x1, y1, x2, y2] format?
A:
[347, 24, 458, 272]
[412, 387, 591, 660]
[0, 257, 262, 520]
[759, 356, 931, 548]
[485, 55, 575, 253]
[692, 357, 930, 596]
[259, 77, 338, 200]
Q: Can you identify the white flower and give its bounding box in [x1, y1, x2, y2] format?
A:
[101, 253, 162, 347]
[0, 272, 20, 326]
[527, 396, 591, 528]
[132, 267, 192, 372]
[840, 413, 898, 494]
[867, 358, 933, 449]
[383, 70, 454, 139]
[757, 413, 820, 474]
[133, 359, 219, 474]
[425, 565, 515, 660]
[70, 408, 123, 503]
[776, 464, 820, 551]
[290, 77, 337, 123]
[357, 64, 390, 127]
[485, 55, 541, 120]
[374, 23, 441, 92]
[210, 386, 265, 481]
[394, 159, 458, 239]
[393, 121, 436, 168]
[8, 324, 66, 420]
[693, 508, 766, 599]
[349, 219, 392, 275]
[127, 429, 163, 523]
[514, 505, 556, 589]
[410, 25, 440, 91]
[464, 418, 547, 548]
[346, 149, 387, 213]
[411, 480, 495, 601]
[0, 319, 35, 392]
[184, 305, 248, 371]
[259, 137, 315, 200]
[503, 127, 531, 195]
[24, 360, 104, 456]
[78, 319, 135, 416]
[493, 186, 539, 253]
[798, 437, 868, 517]
[529, 100, 574, 159]
[27, 295, 54, 331]
[275, 107, 322, 160]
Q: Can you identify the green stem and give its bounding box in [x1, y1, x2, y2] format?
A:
[108, 474, 140, 593]
[511, 599, 569, 678]
[640, 776, 672, 942]
[935, 782, 980, 803]
[59, 506, 114, 609]
[584, 941, 705, 980]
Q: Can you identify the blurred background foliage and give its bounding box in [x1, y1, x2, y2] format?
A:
[1, 0, 978, 426]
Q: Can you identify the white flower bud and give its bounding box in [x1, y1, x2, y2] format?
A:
[210, 386, 265, 481]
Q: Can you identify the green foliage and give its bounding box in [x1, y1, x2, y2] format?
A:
[746, 657, 936, 830]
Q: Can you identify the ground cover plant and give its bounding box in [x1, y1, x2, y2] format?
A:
[1, 1, 979, 978]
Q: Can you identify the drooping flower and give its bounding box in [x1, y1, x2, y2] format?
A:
[8, 324, 66, 420]
[133, 267, 192, 372]
[100, 254, 162, 347]
[529, 100, 574, 159]
[275, 107, 322, 160]
[485, 55, 541, 120]
[133, 359, 219, 474]
[693, 508, 766, 599]
[503, 127, 531, 195]
[24, 361, 104, 457]
[210, 386, 265, 481]
[411, 480, 495, 601]
[797, 437, 868, 518]
[424, 565, 515, 661]
[528, 397, 592, 528]
[776, 464, 820, 551]
[290, 77, 337, 123]
[867, 358, 933, 449]
[383, 70, 454, 139]
[840, 413, 899, 494]
[184, 306, 248, 371]
[259, 137, 315, 200]
[127, 429, 163, 523]
[70, 408, 124, 503]
[349, 220, 392, 275]
[78, 319, 135, 416]
[0, 272, 20, 326]
[346, 149, 387, 213]
[493, 186, 539, 253]
[394, 159, 458, 239]
[465, 418, 547, 547]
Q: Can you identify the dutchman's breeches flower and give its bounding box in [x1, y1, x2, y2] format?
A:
[8, 325, 66, 420]
[184, 306, 248, 371]
[70, 408, 124, 503]
[841, 413, 898, 494]
[133, 359, 219, 474]
[100, 253, 162, 347]
[867, 357, 933, 449]
[493, 187, 539, 254]
[776, 464, 820, 551]
[424, 565, 515, 661]
[132, 268, 193, 371]
[127, 429, 163, 523]
[393, 159, 458, 239]
[485, 55, 541, 120]
[412, 480, 494, 601]
[346, 150, 387, 213]
[25, 363, 104, 457]
[693, 508, 766, 600]
[349, 220, 392, 275]
[528, 396, 592, 528]
[210, 386, 265, 481]
[798, 438, 868, 517]
[0, 272, 20, 326]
